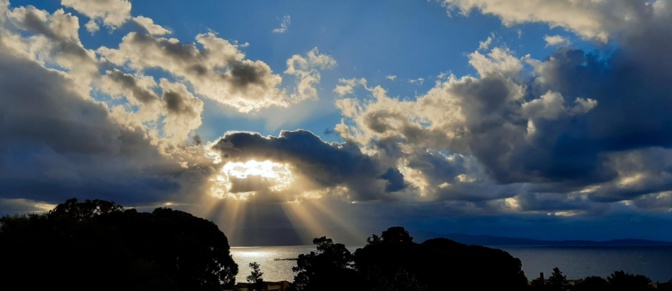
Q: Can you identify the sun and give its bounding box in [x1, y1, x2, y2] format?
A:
[209, 160, 294, 200]
[223, 160, 291, 181]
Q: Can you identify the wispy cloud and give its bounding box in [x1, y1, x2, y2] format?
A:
[273, 15, 291, 34]
[478, 33, 494, 51]
[408, 77, 424, 85]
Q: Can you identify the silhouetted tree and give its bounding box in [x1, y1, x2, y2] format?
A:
[606, 270, 654, 291]
[547, 267, 569, 291]
[355, 227, 423, 290]
[573, 276, 609, 291]
[247, 262, 264, 291]
[48, 198, 124, 220]
[0, 198, 238, 291]
[292, 236, 364, 291]
[354, 226, 528, 291]
[381, 226, 414, 244]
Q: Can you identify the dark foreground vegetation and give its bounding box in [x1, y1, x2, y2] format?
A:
[289, 229, 670, 291]
[291, 226, 527, 291]
[0, 199, 237, 290]
[0, 199, 669, 291]
[528, 267, 665, 291]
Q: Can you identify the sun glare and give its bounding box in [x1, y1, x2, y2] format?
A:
[209, 160, 294, 200]
[224, 160, 291, 180]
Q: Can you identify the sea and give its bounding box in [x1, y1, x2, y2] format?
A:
[231, 245, 672, 284]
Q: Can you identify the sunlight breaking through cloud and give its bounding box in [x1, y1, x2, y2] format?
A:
[210, 160, 294, 200]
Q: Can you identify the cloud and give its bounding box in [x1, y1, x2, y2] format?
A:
[61, 0, 131, 32]
[444, 0, 672, 46]
[478, 34, 494, 51]
[0, 44, 211, 206]
[210, 130, 404, 202]
[386, 75, 397, 81]
[341, 22, 671, 213]
[96, 70, 204, 143]
[325, 0, 672, 216]
[333, 34, 672, 213]
[544, 35, 570, 47]
[334, 78, 366, 97]
[408, 78, 425, 85]
[285, 48, 337, 101]
[0, 1, 345, 212]
[98, 31, 282, 112]
[4, 4, 97, 77]
[159, 79, 204, 142]
[133, 16, 171, 36]
[469, 47, 523, 77]
[0, 198, 56, 216]
[273, 15, 291, 33]
[444, 0, 612, 42]
[521, 91, 570, 120]
[99, 32, 334, 113]
[99, 69, 160, 105]
[0, 1, 224, 209]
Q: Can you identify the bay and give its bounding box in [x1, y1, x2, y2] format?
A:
[231, 245, 672, 284]
[500, 245, 672, 283]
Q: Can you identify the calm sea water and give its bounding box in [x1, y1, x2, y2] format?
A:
[231, 245, 672, 283]
[500, 246, 672, 282]
[232, 245, 317, 283]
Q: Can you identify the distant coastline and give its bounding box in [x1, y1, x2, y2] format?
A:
[412, 231, 672, 247]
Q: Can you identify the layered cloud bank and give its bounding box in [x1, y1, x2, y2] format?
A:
[1, 0, 672, 242]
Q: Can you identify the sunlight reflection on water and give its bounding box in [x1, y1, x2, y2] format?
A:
[231, 245, 312, 283]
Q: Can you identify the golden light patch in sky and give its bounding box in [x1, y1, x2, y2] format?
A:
[209, 160, 294, 200]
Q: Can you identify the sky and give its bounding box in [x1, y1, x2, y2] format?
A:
[1, 0, 672, 246]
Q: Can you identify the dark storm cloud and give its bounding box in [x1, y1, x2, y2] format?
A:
[420, 0, 672, 207]
[452, 41, 672, 202]
[379, 168, 405, 192]
[0, 45, 202, 206]
[431, 70, 605, 186]
[514, 192, 596, 213]
[532, 47, 672, 151]
[211, 130, 403, 201]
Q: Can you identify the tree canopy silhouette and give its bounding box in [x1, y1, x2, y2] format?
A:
[292, 226, 528, 291]
[606, 270, 654, 291]
[529, 269, 655, 291]
[0, 198, 238, 291]
[573, 276, 609, 291]
[247, 262, 265, 291]
[292, 236, 365, 291]
[547, 267, 570, 291]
